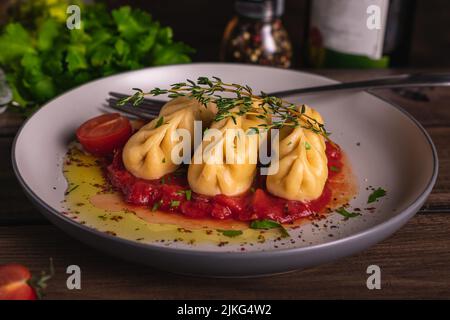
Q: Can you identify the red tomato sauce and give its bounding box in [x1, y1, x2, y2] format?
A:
[106, 142, 342, 224]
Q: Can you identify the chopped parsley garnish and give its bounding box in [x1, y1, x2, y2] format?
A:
[217, 229, 243, 238]
[330, 166, 340, 172]
[170, 200, 180, 207]
[176, 190, 192, 201]
[250, 219, 289, 238]
[336, 207, 360, 219]
[368, 187, 387, 204]
[305, 142, 311, 150]
[152, 201, 161, 212]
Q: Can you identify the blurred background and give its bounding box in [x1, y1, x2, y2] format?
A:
[104, 0, 449, 68]
[0, 0, 449, 115]
[1, 0, 450, 68]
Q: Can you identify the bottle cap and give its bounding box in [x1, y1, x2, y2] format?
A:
[235, 0, 285, 20]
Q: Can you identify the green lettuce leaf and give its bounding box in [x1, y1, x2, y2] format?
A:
[0, 2, 193, 113]
[66, 45, 88, 73]
[112, 6, 152, 41]
[0, 23, 35, 64]
[37, 19, 60, 51]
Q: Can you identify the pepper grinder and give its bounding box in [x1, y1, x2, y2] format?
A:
[221, 0, 292, 68]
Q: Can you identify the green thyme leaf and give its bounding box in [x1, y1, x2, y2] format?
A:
[119, 77, 330, 140]
[300, 104, 306, 114]
[155, 116, 164, 128]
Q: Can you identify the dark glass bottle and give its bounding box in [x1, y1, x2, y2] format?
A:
[383, 0, 416, 67]
[221, 0, 292, 68]
[306, 0, 416, 68]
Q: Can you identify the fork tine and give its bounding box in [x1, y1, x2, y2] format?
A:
[109, 105, 155, 120]
[109, 92, 167, 107]
[108, 98, 161, 116]
[131, 101, 164, 113]
[106, 99, 157, 120]
[109, 92, 165, 114]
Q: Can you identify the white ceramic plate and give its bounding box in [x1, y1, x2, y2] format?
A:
[12, 63, 438, 277]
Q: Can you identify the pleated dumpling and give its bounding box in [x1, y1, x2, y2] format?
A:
[159, 96, 217, 122]
[266, 105, 328, 202]
[187, 107, 266, 196]
[122, 96, 216, 180]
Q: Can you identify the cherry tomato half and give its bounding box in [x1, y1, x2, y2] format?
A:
[0, 264, 37, 300]
[76, 113, 132, 157]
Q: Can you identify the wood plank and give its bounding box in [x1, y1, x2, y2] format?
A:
[0, 213, 449, 299]
[422, 127, 450, 209]
[0, 137, 45, 224]
[410, 0, 450, 68]
[314, 69, 450, 128]
[0, 110, 23, 137]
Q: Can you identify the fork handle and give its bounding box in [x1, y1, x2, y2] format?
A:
[268, 73, 450, 97]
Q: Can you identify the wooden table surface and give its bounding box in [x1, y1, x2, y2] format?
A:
[1, 69, 449, 299]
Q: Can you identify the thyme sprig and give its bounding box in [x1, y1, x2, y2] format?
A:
[117, 77, 330, 138]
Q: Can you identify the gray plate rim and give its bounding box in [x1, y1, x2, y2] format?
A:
[11, 63, 439, 259]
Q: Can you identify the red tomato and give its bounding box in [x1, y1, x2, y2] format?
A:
[0, 264, 37, 300]
[252, 189, 285, 220]
[211, 203, 233, 220]
[214, 194, 247, 216]
[76, 113, 132, 157]
[180, 201, 211, 218]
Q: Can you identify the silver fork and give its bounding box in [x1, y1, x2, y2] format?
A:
[107, 92, 163, 120]
[106, 72, 450, 120]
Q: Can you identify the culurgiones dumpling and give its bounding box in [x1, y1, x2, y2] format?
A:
[188, 107, 267, 196]
[122, 96, 217, 180]
[266, 105, 328, 202]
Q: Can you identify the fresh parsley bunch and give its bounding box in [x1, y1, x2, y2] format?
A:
[0, 1, 194, 115]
